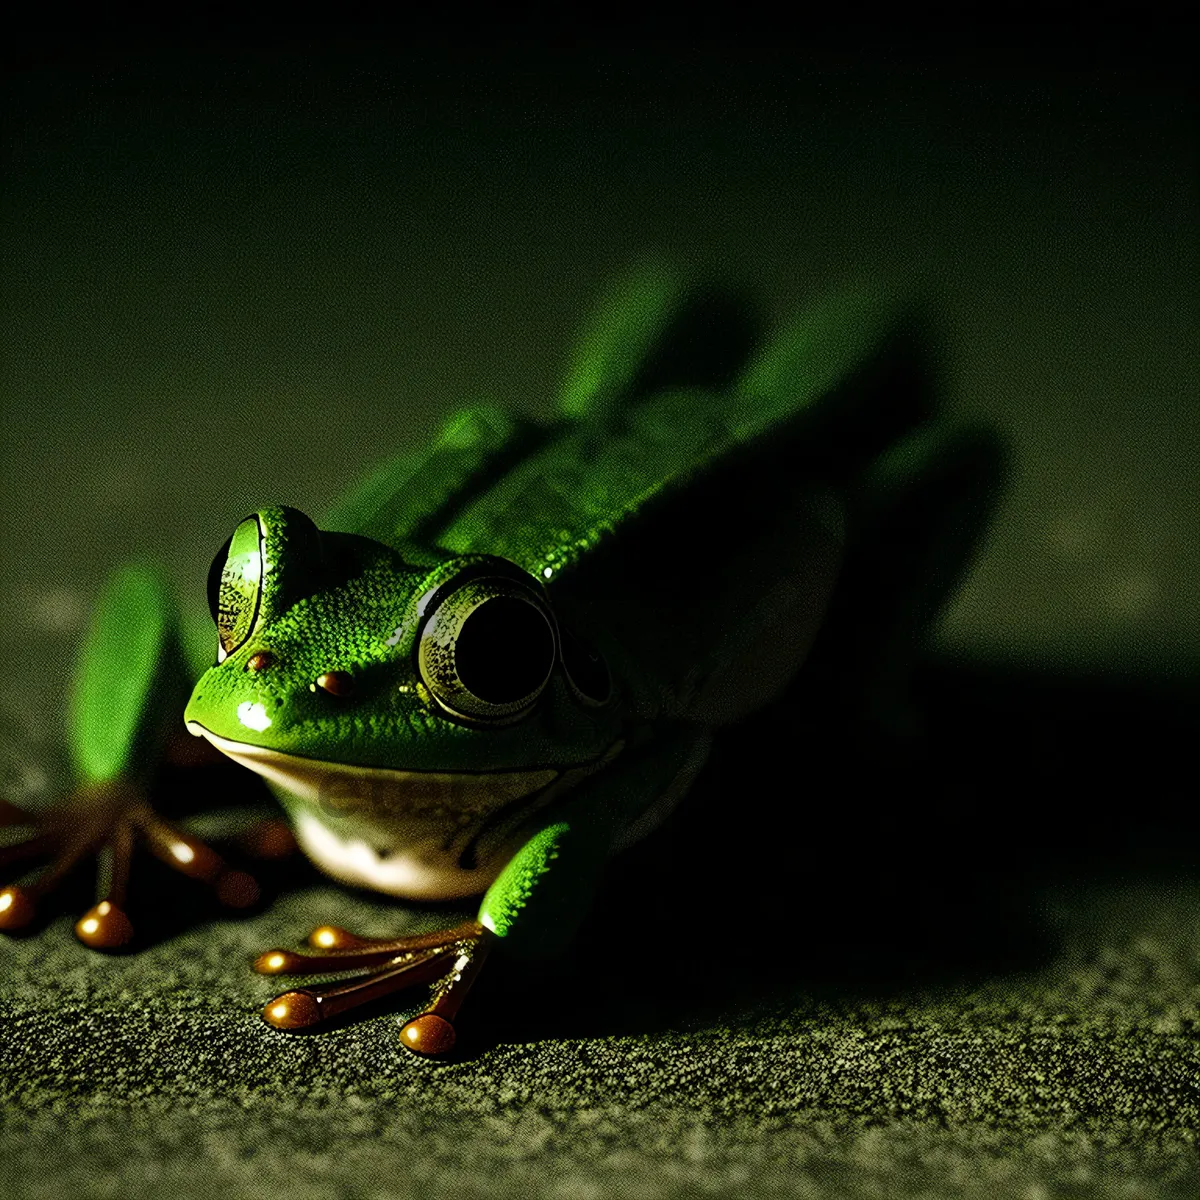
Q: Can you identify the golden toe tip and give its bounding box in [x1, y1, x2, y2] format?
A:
[263, 991, 321, 1030]
[307, 925, 357, 950]
[400, 1013, 456, 1057]
[75, 901, 134, 949]
[0, 885, 35, 931]
[253, 949, 294, 974]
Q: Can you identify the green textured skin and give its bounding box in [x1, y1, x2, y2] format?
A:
[321, 404, 528, 551]
[480, 725, 703, 949]
[183, 277, 909, 766]
[481, 822, 572, 939]
[184, 530, 623, 774]
[66, 265, 999, 962]
[435, 284, 904, 581]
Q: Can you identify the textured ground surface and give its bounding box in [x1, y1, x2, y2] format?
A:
[3, 873, 1200, 1200]
[3, 667, 1198, 1199]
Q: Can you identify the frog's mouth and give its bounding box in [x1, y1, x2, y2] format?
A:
[186, 723, 619, 899]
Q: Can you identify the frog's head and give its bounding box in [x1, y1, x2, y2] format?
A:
[183, 507, 620, 896]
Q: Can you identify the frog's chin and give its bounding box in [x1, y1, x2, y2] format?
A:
[287, 810, 495, 899]
[184, 723, 562, 900]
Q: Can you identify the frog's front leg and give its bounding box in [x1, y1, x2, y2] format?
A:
[252, 820, 613, 1057]
[253, 728, 702, 1056]
[0, 564, 268, 945]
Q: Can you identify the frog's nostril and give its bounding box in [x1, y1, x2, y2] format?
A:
[315, 671, 355, 698]
[245, 652, 274, 673]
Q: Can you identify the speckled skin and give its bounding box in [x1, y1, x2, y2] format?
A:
[186, 529, 623, 775]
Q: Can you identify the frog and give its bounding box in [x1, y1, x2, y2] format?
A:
[0, 264, 1003, 1057]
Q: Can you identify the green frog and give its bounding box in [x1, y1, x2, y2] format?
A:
[0, 265, 1003, 1057]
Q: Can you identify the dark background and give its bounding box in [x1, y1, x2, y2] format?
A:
[2, 30, 1198, 1200]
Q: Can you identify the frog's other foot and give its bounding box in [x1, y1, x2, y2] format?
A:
[254, 919, 493, 1056]
[0, 779, 261, 948]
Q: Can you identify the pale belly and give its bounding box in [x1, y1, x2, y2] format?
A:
[191, 727, 619, 900]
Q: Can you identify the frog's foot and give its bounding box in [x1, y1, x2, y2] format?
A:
[0, 780, 263, 948]
[254, 919, 493, 1057]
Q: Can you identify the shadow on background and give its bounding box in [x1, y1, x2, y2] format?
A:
[462, 657, 1198, 1053]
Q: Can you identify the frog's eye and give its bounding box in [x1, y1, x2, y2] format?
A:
[417, 577, 556, 724]
[207, 516, 263, 662]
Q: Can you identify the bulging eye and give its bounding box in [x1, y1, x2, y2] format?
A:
[207, 516, 263, 661]
[418, 576, 556, 723]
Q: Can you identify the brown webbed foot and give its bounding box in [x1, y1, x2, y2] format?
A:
[0, 781, 292, 947]
[254, 919, 494, 1057]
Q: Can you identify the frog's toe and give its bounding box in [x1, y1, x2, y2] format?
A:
[0, 793, 126, 936]
[0, 829, 53, 929]
[254, 919, 492, 1054]
[258, 947, 454, 1029]
[214, 869, 260, 908]
[74, 899, 135, 949]
[400, 1013, 456, 1056]
[262, 990, 323, 1030]
[308, 923, 371, 950]
[303, 920, 482, 955]
[0, 882, 37, 930]
[133, 806, 256, 899]
[0, 779, 263, 949]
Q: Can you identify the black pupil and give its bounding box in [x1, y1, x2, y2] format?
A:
[455, 596, 553, 705]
